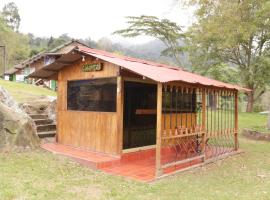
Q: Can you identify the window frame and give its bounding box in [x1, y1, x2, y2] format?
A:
[66, 77, 118, 113]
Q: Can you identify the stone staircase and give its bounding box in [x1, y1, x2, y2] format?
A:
[29, 114, 56, 139]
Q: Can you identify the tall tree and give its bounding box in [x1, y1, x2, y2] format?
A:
[268, 105, 270, 130]
[0, 16, 30, 74]
[114, 15, 185, 66]
[185, 0, 270, 112]
[1, 2, 21, 32]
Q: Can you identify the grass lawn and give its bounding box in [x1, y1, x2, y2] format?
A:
[0, 79, 56, 102]
[0, 111, 270, 199]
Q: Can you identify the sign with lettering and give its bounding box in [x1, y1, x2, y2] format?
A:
[82, 63, 103, 72]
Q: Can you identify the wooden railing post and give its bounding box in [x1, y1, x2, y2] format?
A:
[156, 83, 163, 177]
[234, 91, 239, 150]
[201, 89, 206, 160]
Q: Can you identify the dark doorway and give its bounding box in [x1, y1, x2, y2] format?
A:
[123, 81, 157, 149]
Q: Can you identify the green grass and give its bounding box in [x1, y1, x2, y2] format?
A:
[238, 112, 268, 130]
[0, 114, 270, 199]
[0, 79, 56, 102]
[239, 112, 269, 134]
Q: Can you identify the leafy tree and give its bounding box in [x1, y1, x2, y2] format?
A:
[268, 106, 270, 130]
[0, 15, 30, 73]
[114, 15, 185, 66]
[185, 0, 270, 112]
[47, 34, 72, 50]
[82, 37, 97, 48]
[205, 63, 239, 85]
[1, 2, 20, 32]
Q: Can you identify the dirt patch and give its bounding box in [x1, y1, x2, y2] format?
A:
[242, 128, 270, 141]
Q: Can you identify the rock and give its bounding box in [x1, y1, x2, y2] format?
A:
[20, 101, 49, 114]
[20, 96, 56, 115]
[0, 102, 40, 149]
[0, 86, 23, 114]
[242, 128, 270, 142]
[0, 86, 39, 150]
[45, 99, 57, 122]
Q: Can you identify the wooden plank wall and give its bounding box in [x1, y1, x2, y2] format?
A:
[31, 59, 44, 71]
[57, 56, 120, 155]
[162, 113, 196, 132]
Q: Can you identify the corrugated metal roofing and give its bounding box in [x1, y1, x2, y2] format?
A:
[77, 46, 250, 91]
[28, 45, 250, 91]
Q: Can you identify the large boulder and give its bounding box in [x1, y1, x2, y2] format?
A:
[0, 87, 40, 150]
[0, 86, 22, 113]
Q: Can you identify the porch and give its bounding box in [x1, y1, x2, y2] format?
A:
[42, 143, 237, 182]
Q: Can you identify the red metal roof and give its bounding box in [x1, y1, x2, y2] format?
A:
[77, 46, 250, 91]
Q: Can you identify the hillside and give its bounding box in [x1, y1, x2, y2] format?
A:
[0, 79, 56, 102]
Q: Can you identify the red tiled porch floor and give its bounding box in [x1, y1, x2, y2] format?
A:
[41, 143, 233, 182]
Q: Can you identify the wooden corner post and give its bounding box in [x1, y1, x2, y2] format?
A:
[234, 91, 239, 150]
[116, 76, 124, 155]
[156, 83, 163, 177]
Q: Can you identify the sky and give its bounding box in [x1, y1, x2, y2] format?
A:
[0, 0, 195, 44]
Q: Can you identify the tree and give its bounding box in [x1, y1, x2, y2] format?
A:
[47, 34, 71, 50]
[268, 105, 270, 130]
[114, 15, 185, 66]
[185, 0, 270, 112]
[1, 2, 21, 32]
[0, 15, 30, 73]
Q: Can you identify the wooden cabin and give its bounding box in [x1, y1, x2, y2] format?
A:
[29, 45, 249, 177]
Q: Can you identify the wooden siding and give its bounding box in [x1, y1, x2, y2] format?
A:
[57, 57, 120, 155]
[30, 59, 44, 71]
[58, 57, 119, 81]
[162, 113, 196, 132]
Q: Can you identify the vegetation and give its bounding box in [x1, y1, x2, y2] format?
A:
[0, 79, 56, 102]
[0, 15, 30, 73]
[114, 16, 185, 67]
[2, 2, 20, 32]
[115, 1, 270, 112]
[186, 0, 270, 112]
[268, 107, 270, 130]
[0, 112, 269, 200]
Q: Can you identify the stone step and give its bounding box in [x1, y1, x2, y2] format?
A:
[37, 124, 56, 132]
[29, 114, 48, 120]
[34, 119, 54, 126]
[38, 131, 56, 138]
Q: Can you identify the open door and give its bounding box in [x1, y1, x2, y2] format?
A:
[123, 81, 157, 149]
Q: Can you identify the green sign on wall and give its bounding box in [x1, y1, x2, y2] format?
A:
[82, 63, 103, 72]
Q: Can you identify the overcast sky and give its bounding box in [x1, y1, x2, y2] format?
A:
[0, 0, 194, 44]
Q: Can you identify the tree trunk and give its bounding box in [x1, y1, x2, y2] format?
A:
[246, 91, 254, 112]
[268, 105, 270, 130]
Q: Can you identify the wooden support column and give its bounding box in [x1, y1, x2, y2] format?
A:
[116, 76, 124, 155]
[156, 83, 163, 177]
[201, 89, 206, 160]
[202, 89, 206, 132]
[234, 91, 239, 150]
